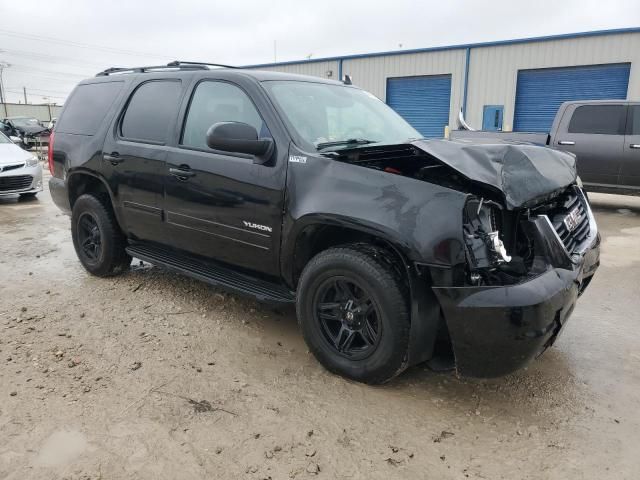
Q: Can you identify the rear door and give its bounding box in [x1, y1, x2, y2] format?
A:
[620, 104, 640, 189]
[102, 78, 184, 241]
[163, 77, 287, 276]
[552, 103, 626, 186]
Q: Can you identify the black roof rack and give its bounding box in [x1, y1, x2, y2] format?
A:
[167, 60, 239, 69]
[96, 61, 239, 77]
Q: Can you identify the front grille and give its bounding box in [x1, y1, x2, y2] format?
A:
[0, 175, 33, 192]
[549, 190, 590, 253]
[0, 163, 25, 173]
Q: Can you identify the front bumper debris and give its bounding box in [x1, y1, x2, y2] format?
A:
[433, 188, 600, 377]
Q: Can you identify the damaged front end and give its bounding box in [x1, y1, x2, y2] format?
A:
[437, 185, 600, 377]
[324, 138, 600, 377]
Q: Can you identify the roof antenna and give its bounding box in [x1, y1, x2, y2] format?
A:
[343, 74, 352, 85]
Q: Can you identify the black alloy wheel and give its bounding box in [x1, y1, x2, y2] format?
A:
[297, 245, 411, 384]
[77, 212, 103, 262]
[314, 277, 382, 360]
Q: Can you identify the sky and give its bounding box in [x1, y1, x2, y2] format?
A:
[0, 0, 639, 105]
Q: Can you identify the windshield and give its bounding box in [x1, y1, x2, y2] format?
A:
[263, 81, 421, 152]
[10, 117, 41, 127]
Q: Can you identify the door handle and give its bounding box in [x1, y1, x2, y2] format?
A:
[558, 141, 575, 146]
[630, 144, 640, 149]
[169, 167, 196, 179]
[103, 152, 123, 165]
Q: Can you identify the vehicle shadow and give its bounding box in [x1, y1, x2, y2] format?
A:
[588, 192, 640, 215]
[0, 194, 40, 206]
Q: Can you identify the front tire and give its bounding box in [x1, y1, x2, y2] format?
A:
[297, 245, 410, 384]
[71, 194, 131, 277]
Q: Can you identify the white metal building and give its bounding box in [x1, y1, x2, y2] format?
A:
[246, 28, 640, 137]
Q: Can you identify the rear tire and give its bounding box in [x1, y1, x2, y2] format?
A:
[297, 245, 410, 384]
[71, 194, 131, 277]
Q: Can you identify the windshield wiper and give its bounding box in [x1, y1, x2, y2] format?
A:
[316, 138, 379, 151]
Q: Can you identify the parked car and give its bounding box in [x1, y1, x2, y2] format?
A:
[0, 131, 43, 198]
[48, 62, 599, 384]
[452, 100, 640, 195]
[0, 116, 50, 150]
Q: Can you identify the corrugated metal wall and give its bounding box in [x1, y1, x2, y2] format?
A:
[342, 49, 466, 131]
[248, 30, 640, 134]
[466, 32, 640, 130]
[253, 60, 340, 80]
[1, 103, 63, 122]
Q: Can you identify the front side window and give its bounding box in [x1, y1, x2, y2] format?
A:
[182, 81, 269, 150]
[263, 80, 421, 152]
[120, 80, 182, 143]
[568, 105, 625, 135]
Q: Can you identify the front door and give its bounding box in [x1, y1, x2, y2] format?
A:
[163, 79, 286, 276]
[552, 103, 626, 186]
[621, 104, 640, 189]
[102, 79, 184, 241]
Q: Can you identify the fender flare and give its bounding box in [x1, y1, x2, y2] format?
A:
[66, 169, 125, 228]
[285, 214, 443, 366]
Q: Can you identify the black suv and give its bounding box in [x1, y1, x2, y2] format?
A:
[49, 62, 600, 384]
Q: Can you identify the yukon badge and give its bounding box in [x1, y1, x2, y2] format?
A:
[243, 221, 273, 233]
[288, 155, 307, 164]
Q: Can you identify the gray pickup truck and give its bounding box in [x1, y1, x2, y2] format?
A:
[452, 100, 640, 195]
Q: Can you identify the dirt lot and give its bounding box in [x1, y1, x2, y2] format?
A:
[1, 171, 640, 480]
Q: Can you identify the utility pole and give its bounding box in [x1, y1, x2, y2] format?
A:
[0, 61, 10, 105]
[273, 40, 277, 63]
[23, 86, 27, 104]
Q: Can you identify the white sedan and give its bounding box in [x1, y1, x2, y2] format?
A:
[0, 131, 43, 198]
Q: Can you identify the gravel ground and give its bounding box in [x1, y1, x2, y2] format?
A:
[1, 170, 639, 479]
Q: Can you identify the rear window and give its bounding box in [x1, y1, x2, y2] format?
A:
[568, 105, 625, 135]
[56, 81, 123, 136]
[120, 80, 182, 143]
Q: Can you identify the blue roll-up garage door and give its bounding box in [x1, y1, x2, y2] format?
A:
[387, 75, 451, 138]
[514, 63, 630, 132]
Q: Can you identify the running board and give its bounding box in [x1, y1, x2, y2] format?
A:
[126, 243, 295, 306]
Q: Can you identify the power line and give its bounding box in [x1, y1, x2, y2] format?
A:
[0, 48, 109, 69]
[5, 89, 66, 100]
[2, 70, 81, 84]
[7, 64, 90, 79]
[5, 85, 71, 95]
[0, 28, 176, 59]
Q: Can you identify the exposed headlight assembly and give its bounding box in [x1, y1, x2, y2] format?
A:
[463, 197, 511, 272]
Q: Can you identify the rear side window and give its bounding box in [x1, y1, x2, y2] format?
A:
[56, 81, 123, 136]
[120, 80, 182, 143]
[181, 81, 269, 150]
[568, 105, 625, 135]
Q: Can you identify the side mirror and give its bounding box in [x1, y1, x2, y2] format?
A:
[206, 122, 273, 162]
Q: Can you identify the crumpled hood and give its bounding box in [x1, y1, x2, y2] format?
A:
[412, 138, 577, 209]
[15, 125, 48, 136]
